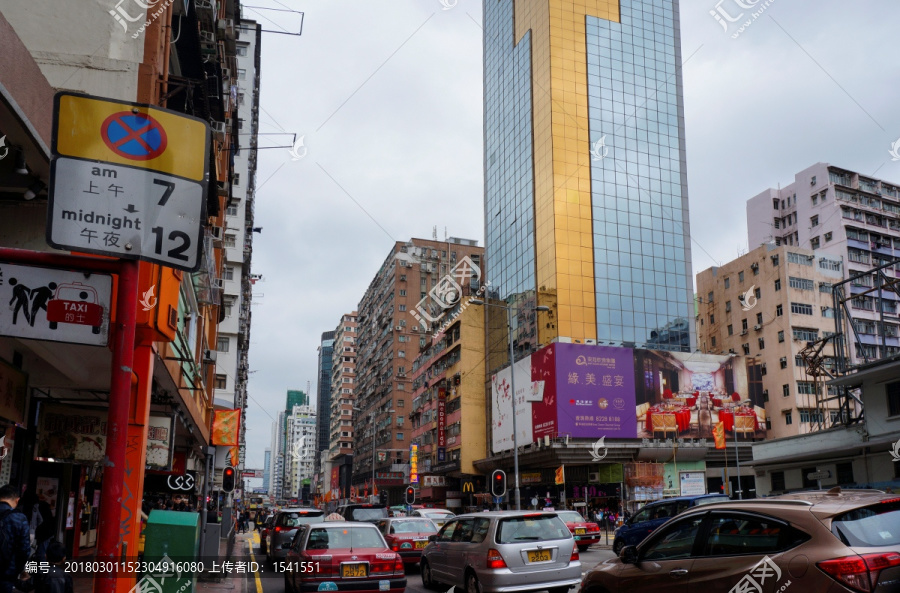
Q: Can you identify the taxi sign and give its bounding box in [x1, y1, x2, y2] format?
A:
[48, 92, 209, 272]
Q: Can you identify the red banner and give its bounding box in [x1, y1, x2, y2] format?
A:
[437, 387, 446, 447]
[331, 467, 339, 490]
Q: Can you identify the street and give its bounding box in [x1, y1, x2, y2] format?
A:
[235, 531, 616, 593]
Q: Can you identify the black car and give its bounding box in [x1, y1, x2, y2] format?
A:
[335, 503, 389, 523]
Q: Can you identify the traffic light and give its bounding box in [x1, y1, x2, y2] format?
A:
[222, 467, 236, 492]
[491, 470, 507, 498]
[405, 486, 416, 505]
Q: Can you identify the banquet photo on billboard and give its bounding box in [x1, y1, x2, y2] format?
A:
[634, 350, 765, 441]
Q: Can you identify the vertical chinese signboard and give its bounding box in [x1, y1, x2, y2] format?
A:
[409, 444, 418, 484]
[437, 387, 446, 462]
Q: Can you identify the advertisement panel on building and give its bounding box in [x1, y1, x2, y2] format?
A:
[489, 343, 760, 445]
[145, 415, 174, 470]
[36, 404, 107, 462]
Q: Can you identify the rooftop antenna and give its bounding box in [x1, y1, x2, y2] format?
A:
[433, 226, 437, 240]
[444, 227, 448, 241]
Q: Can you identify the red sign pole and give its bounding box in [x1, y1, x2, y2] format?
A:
[96, 258, 138, 593]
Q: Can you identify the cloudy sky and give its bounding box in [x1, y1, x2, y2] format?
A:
[239, 0, 900, 472]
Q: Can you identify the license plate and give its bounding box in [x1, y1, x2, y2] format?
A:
[575, 528, 586, 535]
[342, 564, 368, 578]
[527, 550, 551, 563]
[415, 541, 428, 549]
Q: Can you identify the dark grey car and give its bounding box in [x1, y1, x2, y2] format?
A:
[265, 507, 325, 563]
[420, 511, 582, 593]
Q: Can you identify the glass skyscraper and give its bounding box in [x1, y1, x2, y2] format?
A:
[484, 0, 695, 363]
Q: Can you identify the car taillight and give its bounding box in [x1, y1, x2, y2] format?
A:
[570, 547, 579, 562]
[275, 525, 288, 532]
[394, 556, 404, 574]
[486, 549, 507, 569]
[818, 553, 900, 592]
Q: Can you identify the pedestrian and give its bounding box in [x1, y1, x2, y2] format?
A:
[17, 490, 54, 563]
[0, 484, 31, 593]
[35, 541, 71, 593]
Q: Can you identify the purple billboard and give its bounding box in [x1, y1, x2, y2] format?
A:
[554, 343, 637, 438]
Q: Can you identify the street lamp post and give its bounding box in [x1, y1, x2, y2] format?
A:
[471, 299, 550, 510]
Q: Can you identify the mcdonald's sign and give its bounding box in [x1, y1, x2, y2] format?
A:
[462, 481, 474, 493]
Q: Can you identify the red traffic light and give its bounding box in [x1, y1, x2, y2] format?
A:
[405, 486, 415, 505]
[222, 467, 236, 492]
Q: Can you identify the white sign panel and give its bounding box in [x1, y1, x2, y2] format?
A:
[48, 158, 204, 271]
[0, 263, 112, 346]
[491, 355, 533, 453]
[679, 471, 707, 496]
[146, 415, 174, 470]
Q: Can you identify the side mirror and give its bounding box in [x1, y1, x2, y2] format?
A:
[428, 535, 437, 542]
[620, 545, 638, 564]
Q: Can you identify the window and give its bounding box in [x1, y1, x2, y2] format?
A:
[783, 384, 790, 397]
[797, 381, 817, 395]
[224, 296, 235, 317]
[398, 351, 405, 358]
[397, 399, 405, 408]
[785, 411, 792, 425]
[825, 231, 833, 242]
[772, 254, 779, 266]
[226, 204, 238, 216]
[223, 266, 235, 280]
[704, 514, 804, 556]
[215, 374, 227, 389]
[773, 198, 780, 210]
[756, 312, 763, 325]
[790, 303, 813, 315]
[237, 68, 246, 80]
[776, 304, 783, 317]
[801, 467, 818, 489]
[742, 343, 750, 355]
[233, 173, 240, 186]
[224, 234, 236, 248]
[725, 301, 731, 312]
[398, 305, 406, 312]
[707, 292, 714, 303]
[709, 314, 715, 324]
[836, 462, 854, 485]
[888, 382, 900, 416]
[774, 279, 781, 291]
[742, 319, 748, 331]
[217, 337, 229, 352]
[711, 336, 717, 348]
[793, 328, 818, 342]
[738, 271, 745, 283]
[641, 516, 704, 561]
[758, 338, 765, 350]
[812, 194, 819, 206]
[396, 432, 404, 441]
[787, 252, 813, 266]
[810, 237, 820, 249]
[789, 277, 814, 290]
[236, 45, 248, 56]
[238, 92, 245, 105]
[780, 357, 787, 369]
[724, 277, 730, 289]
[811, 215, 819, 227]
[727, 325, 733, 336]
[778, 330, 784, 342]
[771, 471, 786, 491]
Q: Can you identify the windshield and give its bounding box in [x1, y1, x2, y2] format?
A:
[277, 511, 325, 528]
[390, 520, 438, 534]
[307, 526, 386, 550]
[557, 511, 586, 523]
[351, 508, 388, 521]
[497, 515, 570, 544]
[422, 511, 453, 519]
[831, 501, 900, 547]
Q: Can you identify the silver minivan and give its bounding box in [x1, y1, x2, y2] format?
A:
[421, 511, 582, 593]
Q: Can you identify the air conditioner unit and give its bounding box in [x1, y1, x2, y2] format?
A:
[754, 325, 762, 331]
[199, 31, 215, 44]
[395, 326, 402, 331]
[225, 117, 234, 128]
[740, 330, 748, 336]
[588, 472, 600, 483]
[203, 350, 217, 364]
[221, 68, 232, 79]
[210, 226, 223, 240]
[750, 263, 759, 270]
[212, 278, 224, 289]
[762, 389, 769, 397]
[211, 121, 226, 139]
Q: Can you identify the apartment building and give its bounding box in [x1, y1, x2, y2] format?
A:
[323, 313, 357, 499]
[697, 243, 846, 439]
[353, 237, 483, 504]
[314, 331, 335, 480]
[747, 163, 900, 367]
[409, 299, 486, 510]
[285, 403, 316, 501]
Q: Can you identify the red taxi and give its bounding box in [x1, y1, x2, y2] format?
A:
[374, 518, 439, 568]
[283, 521, 406, 593]
[556, 510, 602, 551]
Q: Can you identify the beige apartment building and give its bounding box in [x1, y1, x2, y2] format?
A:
[696, 243, 845, 439]
[353, 237, 483, 504]
[325, 312, 357, 499]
